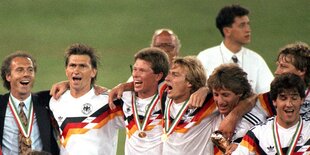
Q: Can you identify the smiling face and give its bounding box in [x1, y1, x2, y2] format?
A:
[275, 54, 305, 79]
[6, 57, 35, 100]
[132, 59, 162, 99]
[274, 91, 303, 128]
[165, 64, 192, 103]
[66, 55, 97, 97]
[212, 88, 240, 116]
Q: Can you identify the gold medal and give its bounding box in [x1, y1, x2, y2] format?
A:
[161, 133, 168, 142]
[138, 132, 147, 138]
[23, 137, 32, 146]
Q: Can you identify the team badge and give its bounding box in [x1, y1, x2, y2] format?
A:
[81, 103, 93, 115]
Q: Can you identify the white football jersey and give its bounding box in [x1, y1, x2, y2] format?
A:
[122, 91, 163, 155]
[233, 117, 310, 155]
[50, 88, 124, 155]
[162, 93, 218, 155]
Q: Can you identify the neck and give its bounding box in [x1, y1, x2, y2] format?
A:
[137, 88, 157, 99]
[70, 86, 91, 98]
[277, 116, 300, 129]
[173, 94, 190, 104]
[223, 39, 243, 53]
[11, 92, 31, 101]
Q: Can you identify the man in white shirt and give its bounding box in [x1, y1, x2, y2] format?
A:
[197, 4, 273, 94]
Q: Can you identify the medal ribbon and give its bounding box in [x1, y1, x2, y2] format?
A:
[163, 98, 190, 137]
[131, 93, 160, 132]
[8, 96, 34, 138]
[272, 116, 303, 155]
[305, 87, 310, 97]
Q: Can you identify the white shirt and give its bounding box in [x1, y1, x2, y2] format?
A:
[197, 42, 274, 93]
[2, 94, 43, 155]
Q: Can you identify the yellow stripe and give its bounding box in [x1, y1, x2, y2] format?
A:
[62, 111, 123, 147]
[175, 102, 216, 133]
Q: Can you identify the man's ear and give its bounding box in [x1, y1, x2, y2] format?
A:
[272, 100, 277, 108]
[156, 72, 163, 82]
[223, 27, 231, 37]
[296, 69, 306, 79]
[6, 74, 11, 82]
[186, 81, 192, 89]
[91, 69, 97, 78]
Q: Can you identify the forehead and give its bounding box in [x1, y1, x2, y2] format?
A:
[68, 55, 91, 64]
[11, 57, 33, 67]
[134, 59, 152, 68]
[233, 16, 249, 24]
[278, 89, 299, 96]
[278, 54, 294, 63]
[171, 63, 186, 72]
[154, 33, 176, 44]
[212, 87, 234, 94]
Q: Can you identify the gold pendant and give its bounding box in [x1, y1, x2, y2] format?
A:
[161, 133, 168, 142]
[138, 132, 147, 138]
[23, 137, 32, 146]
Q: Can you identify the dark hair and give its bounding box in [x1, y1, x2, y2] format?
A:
[134, 47, 169, 84]
[216, 4, 249, 37]
[270, 73, 305, 101]
[207, 63, 252, 100]
[65, 43, 99, 85]
[276, 42, 310, 87]
[1, 51, 37, 90]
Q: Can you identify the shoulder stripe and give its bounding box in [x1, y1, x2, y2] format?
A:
[258, 92, 276, 117]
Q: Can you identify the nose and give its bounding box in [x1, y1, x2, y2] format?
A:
[165, 73, 171, 82]
[132, 69, 139, 78]
[285, 99, 294, 107]
[274, 66, 282, 75]
[215, 95, 224, 105]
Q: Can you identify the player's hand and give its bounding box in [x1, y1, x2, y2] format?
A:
[225, 143, 238, 155]
[188, 86, 209, 108]
[50, 80, 69, 100]
[93, 84, 108, 95]
[218, 114, 237, 140]
[108, 83, 125, 110]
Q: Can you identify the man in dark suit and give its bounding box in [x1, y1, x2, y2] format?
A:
[0, 52, 59, 155]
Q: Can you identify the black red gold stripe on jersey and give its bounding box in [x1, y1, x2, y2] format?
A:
[126, 112, 163, 138]
[165, 93, 216, 134]
[60, 103, 123, 147]
[257, 92, 276, 117]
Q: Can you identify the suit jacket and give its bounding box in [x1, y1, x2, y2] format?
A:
[0, 91, 59, 155]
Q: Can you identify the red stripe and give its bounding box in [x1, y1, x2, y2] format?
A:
[261, 93, 274, 116]
[91, 109, 110, 123]
[175, 97, 215, 129]
[126, 114, 162, 130]
[62, 122, 88, 138]
[242, 134, 258, 151]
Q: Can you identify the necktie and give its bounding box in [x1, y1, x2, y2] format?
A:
[232, 55, 238, 63]
[18, 102, 31, 154]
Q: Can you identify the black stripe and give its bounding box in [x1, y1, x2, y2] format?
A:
[60, 99, 123, 130]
